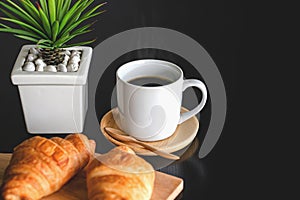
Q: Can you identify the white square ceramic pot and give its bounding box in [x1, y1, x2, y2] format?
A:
[11, 45, 92, 133]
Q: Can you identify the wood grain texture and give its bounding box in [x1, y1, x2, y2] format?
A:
[100, 107, 199, 155]
[0, 154, 183, 200]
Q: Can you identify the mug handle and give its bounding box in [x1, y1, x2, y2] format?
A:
[178, 79, 208, 124]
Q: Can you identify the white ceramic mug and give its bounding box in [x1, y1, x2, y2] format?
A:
[115, 59, 207, 141]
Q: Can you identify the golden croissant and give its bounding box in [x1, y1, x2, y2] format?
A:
[1, 133, 95, 200]
[86, 146, 155, 200]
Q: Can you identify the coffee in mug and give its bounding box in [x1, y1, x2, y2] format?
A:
[115, 59, 207, 141]
[128, 76, 173, 87]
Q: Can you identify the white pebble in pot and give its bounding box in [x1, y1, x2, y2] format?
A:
[23, 62, 35, 71]
[45, 65, 57, 72]
[27, 54, 38, 62]
[67, 63, 79, 72]
[71, 50, 81, 57]
[62, 60, 68, 66]
[35, 58, 46, 66]
[69, 55, 80, 64]
[57, 64, 67, 72]
[63, 55, 70, 63]
[36, 64, 44, 72]
[29, 47, 39, 55]
[61, 50, 71, 56]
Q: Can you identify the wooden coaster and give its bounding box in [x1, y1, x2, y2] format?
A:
[100, 107, 199, 155]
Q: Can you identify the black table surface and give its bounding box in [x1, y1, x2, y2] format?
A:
[1, 0, 294, 199]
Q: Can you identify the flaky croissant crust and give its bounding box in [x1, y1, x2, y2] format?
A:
[1, 134, 95, 200]
[86, 146, 155, 200]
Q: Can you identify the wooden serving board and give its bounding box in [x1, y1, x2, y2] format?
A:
[0, 154, 183, 200]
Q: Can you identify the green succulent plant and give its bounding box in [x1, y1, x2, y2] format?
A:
[0, 0, 106, 49]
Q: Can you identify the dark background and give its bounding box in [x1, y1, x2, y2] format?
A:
[0, 0, 296, 199]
